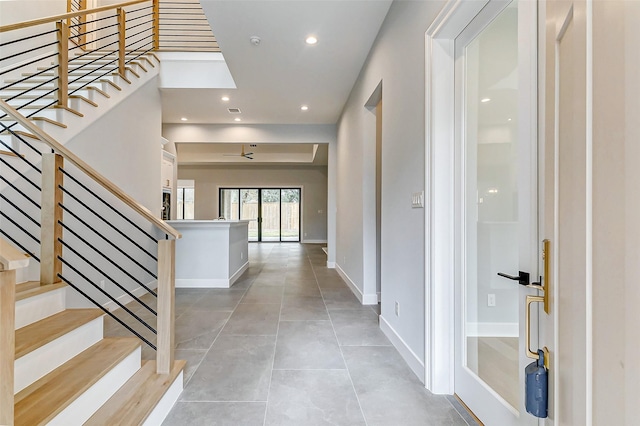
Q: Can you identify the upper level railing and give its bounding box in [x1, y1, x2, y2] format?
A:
[0, 0, 157, 122]
[0, 0, 219, 128]
[158, 0, 220, 52]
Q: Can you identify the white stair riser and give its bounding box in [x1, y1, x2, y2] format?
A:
[48, 346, 141, 426]
[143, 370, 184, 426]
[15, 287, 66, 329]
[15, 316, 104, 393]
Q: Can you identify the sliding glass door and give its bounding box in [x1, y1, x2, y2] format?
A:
[219, 188, 301, 242]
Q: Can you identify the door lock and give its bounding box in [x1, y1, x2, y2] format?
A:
[496, 240, 550, 314]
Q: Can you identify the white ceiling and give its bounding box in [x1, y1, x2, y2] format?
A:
[176, 143, 328, 165]
[160, 0, 393, 125]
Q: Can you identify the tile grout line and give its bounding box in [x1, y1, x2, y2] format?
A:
[179, 263, 260, 390]
[310, 249, 370, 426]
[262, 248, 284, 426]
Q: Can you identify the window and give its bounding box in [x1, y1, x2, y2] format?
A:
[177, 180, 195, 219]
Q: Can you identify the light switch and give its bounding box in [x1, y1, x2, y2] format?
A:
[412, 191, 424, 208]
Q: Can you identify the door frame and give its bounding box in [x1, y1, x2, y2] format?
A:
[424, 0, 539, 398]
[218, 187, 303, 242]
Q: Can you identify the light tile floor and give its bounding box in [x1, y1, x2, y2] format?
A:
[106, 243, 478, 425]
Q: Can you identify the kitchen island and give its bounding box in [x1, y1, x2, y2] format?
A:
[167, 220, 249, 288]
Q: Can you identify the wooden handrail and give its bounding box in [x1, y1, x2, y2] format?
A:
[0, 99, 181, 239]
[0, 237, 30, 272]
[0, 0, 149, 33]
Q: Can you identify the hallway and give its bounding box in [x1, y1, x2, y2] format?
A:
[164, 243, 476, 426]
[114, 243, 476, 425]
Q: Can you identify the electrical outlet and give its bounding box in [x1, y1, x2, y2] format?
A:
[487, 294, 496, 307]
[395, 301, 400, 316]
[241, 252, 244, 260]
[100, 280, 106, 290]
[304, 232, 307, 237]
[343, 256, 346, 264]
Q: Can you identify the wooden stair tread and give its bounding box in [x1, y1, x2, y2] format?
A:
[14, 337, 140, 426]
[15, 281, 66, 301]
[85, 359, 186, 426]
[15, 308, 103, 358]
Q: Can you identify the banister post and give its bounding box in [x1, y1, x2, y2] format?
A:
[0, 268, 16, 425]
[156, 238, 175, 374]
[117, 8, 126, 76]
[41, 153, 64, 285]
[153, 0, 160, 50]
[55, 21, 69, 108]
[78, 0, 87, 50]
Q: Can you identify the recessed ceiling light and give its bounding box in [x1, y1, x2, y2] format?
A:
[221, 96, 230, 102]
[234, 118, 242, 122]
[180, 117, 188, 121]
[481, 98, 491, 103]
[301, 105, 309, 111]
[305, 36, 318, 45]
[508, 118, 512, 121]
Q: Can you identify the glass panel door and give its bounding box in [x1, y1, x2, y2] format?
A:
[454, 1, 538, 425]
[220, 189, 239, 220]
[240, 189, 259, 242]
[281, 189, 300, 242]
[221, 188, 301, 242]
[261, 189, 281, 242]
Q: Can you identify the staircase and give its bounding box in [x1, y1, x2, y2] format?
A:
[3, 244, 185, 425]
[0, 1, 186, 425]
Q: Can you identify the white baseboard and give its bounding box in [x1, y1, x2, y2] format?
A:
[379, 315, 425, 383]
[176, 261, 249, 289]
[302, 239, 328, 244]
[229, 261, 250, 286]
[335, 263, 377, 305]
[466, 322, 518, 337]
[176, 278, 232, 288]
[326, 261, 336, 269]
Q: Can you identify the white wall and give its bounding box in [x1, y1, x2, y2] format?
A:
[65, 78, 162, 214]
[336, 0, 446, 378]
[60, 77, 163, 309]
[178, 164, 328, 242]
[0, 1, 67, 79]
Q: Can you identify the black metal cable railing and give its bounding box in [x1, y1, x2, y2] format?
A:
[59, 219, 158, 296]
[0, 123, 44, 157]
[57, 271, 157, 350]
[60, 169, 158, 245]
[0, 0, 171, 355]
[0, 133, 43, 263]
[57, 234, 157, 312]
[1, 1, 157, 126]
[59, 203, 158, 279]
[59, 257, 157, 330]
[0, 230, 39, 262]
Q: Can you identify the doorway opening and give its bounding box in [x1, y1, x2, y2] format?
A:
[219, 188, 301, 242]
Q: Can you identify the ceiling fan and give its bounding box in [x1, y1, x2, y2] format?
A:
[223, 144, 254, 160]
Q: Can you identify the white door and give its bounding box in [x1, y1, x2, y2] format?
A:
[453, 1, 543, 424]
[542, 0, 587, 423]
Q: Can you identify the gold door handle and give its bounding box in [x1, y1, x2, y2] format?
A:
[542, 239, 550, 314]
[526, 294, 550, 369]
